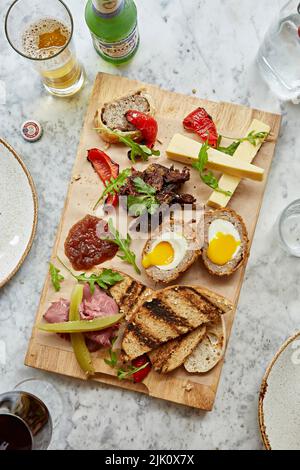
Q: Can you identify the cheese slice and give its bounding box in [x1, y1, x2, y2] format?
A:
[166, 134, 264, 182]
[207, 119, 271, 208]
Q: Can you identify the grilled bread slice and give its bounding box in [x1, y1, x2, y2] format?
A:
[107, 271, 153, 322]
[184, 316, 226, 373]
[94, 89, 155, 144]
[121, 285, 233, 361]
[202, 208, 249, 276]
[142, 216, 201, 284]
[149, 325, 206, 373]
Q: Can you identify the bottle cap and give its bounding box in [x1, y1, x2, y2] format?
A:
[21, 120, 43, 142]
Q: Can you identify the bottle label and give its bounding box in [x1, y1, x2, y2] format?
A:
[91, 24, 139, 60]
[92, 0, 123, 18]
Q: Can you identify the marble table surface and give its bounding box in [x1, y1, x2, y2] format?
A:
[0, 0, 299, 450]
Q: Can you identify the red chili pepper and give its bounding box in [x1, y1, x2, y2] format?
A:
[87, 148, 120, 207]
[183, 107, 218, 148]
[132, 355, 151, 383]
[126, 110, 158, 148]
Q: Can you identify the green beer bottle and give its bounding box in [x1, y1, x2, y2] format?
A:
[85, 0, 139, 64]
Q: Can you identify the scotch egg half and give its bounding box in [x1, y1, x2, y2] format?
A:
[207, 219, 241, 266]
[142, 232, 188, 271]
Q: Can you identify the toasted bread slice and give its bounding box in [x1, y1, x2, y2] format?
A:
[202, 208, 249, 276]
[94, 89, 155, 144]
[149, 325, 206, 373]
[142, 216, 201, 284]
[184, 316, 226, 373]
[121, 285, 233, 361]
[107, 271, 153, 322]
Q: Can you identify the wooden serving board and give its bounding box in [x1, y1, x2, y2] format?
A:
[25, 73, 281, 411]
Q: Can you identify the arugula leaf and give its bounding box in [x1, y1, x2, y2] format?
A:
[104, 344, 149, 381]
[217, 130, 269, 156]
[104, 340, 118, 368]
[217, 141, 240, 156]
[57, 257, 123, 294]
[193, 141, 232, 197]
[199, 130, 269, 191]
[75, 270, 124, 295]
[127, 195, 159, 216]
[112, 132, 160, 164]
[241, 130, 269, 146]
[194, 140, 209, 173]
[93, 168, 131, 210]
[117, 362, 150, 381]
[133, 177, 157, 196]
[127, 177, 159, 216]
[49, 263, 64, 292]
[104, 219, 141, 275]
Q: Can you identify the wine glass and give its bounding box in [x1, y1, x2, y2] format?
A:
[0, 391, 52, 450]
[0, 378, 63, 450]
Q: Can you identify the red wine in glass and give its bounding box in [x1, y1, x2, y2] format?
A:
[0, 391, 52, 450]
[0, 414, 33, 450]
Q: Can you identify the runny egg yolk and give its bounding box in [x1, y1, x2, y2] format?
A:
[207, 232, 241, 266]
[142, 241, 175, 269]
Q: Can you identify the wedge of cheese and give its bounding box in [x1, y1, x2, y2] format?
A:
[166, 134, 265, 182]
[207, 119, 271, 208]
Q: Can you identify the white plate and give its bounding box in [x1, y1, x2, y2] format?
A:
[259, 332, 300, 450]
[0, 138, 38, 287]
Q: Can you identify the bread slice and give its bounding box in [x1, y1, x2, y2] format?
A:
[202, 208, 249, 276]
[107, 271, 153, 322]
[91, 268, 153, 322]
[149, 325, 206, 373]
[121, 285, 233, 361]
[142, 216, 201, 284]
[94, 89, 155, 144]
[184, 316, 226, 374]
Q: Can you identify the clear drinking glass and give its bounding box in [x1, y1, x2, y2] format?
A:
[14, 378, 64, 429]
[5, 0, 85, 97]
[257, 1, 300, 103]
[279, 200, 300, 257]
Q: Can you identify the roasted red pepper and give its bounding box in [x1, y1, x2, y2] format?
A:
[87, 148, 119, 207]
[183, 107, 218, 148]
[87, 148, 119, 181]
[105, 193, 118, 207]
[132, 355, 151, 383]
[126, 110, 158, 148]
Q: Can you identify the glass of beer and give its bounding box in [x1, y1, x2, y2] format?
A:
[5, 0, 85, 97]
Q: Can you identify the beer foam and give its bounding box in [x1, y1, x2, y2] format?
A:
[22, 18, 70, 60]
